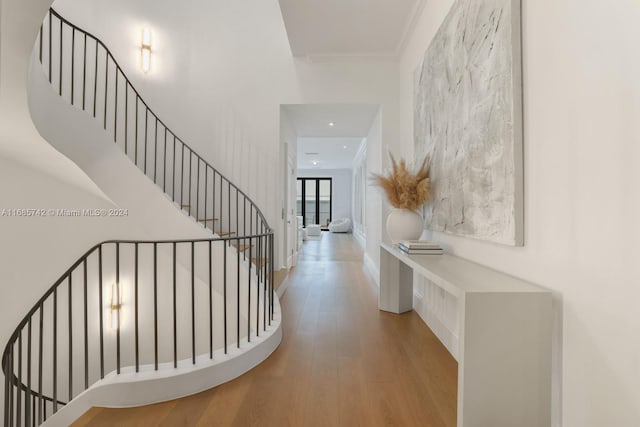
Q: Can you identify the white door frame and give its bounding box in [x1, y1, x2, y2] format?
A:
[282, 143, 297, 269]
[287, 154, 297, 267]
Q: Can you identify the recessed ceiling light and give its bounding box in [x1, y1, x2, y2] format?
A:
[343, 145, 347, 149]
[312, 160, 318, 165]
[328, 122, 335, 127]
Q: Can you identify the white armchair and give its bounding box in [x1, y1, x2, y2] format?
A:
[329, 218, 351, 233]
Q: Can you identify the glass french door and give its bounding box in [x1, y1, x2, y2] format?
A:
[297, 178, 332, 228]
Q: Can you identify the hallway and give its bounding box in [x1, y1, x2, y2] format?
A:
[74, 233, 457, 426]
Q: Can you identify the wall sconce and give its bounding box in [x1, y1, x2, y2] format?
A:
[110, 282, 123, 330]
[141, 28, 152, 73]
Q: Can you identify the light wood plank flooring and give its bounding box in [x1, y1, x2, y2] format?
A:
[73, 232, 457, 426]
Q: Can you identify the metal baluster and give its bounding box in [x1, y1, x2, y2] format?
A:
[116, 242, 120, 375]
[212, 171, 217, 232]
[59, 17, 62, 95]
[237, 237, 240, 348]
[263, 228, 267, 330]
[9, 347, 13, 426]
[93, 40, 98, 118]
[209, 240, 213, 359]
[39, 23, 43, 63]
[255, 237, 259, 337]
[144, 109, 148, 174]
[104, 51, 108, 129]
[53, 287, 57, 412]
[188, 150, 192, 215]
[98, 245, 104, 379]
[68, 274, 73, 401]
[135, 97, 139, 165]
[82, 33, 87, 110]
[32, 394, 36, 427]
[172, 135, 177, 202]
[3, 345, 9, 427]
[196, 158, 200, 222]
[71, 28, 75, 104]
[83, 259, 88, 391]
[135, 243, 139, 372]
[191, 241, 196, 364]
[173, 242, 177, 368]
[26, 318, 32, 427]
[270, 235, 275, 321]
[154, 118, 158, 183]
[236, 189, 239, 249]
[17, 332, 22, 427]
[114, 68, 118, 142]
[180, 144, 185, 208]
[204, 166, 209, 231]
[125, 83, 129, 154]
[163, 128, 168, 193]
[38, 303, 43, 425]
[219, 176, 223, 235]
[248, 237, 252, 342]
[223, 242, 228, 354]
[154, 243, 158, 370]
[48, 13, 52, 83]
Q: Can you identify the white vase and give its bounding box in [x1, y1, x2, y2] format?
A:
[386, 209, 424, 243]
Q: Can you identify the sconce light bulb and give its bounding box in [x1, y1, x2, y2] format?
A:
[141, 28, 152, 73]
[142, 28, 151, 47]
[110, 282, 122, 330]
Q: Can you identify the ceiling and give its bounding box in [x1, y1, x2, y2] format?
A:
[297, 137, 365, 170]
[278, 0, 425, 59]
[283, 104, 379, 137]
[283, 104, 377, 170]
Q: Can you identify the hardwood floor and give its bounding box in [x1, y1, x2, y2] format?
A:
[73, 232, 457, 426]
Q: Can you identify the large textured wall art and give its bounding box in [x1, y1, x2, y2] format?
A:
[414, 0, 523, 246]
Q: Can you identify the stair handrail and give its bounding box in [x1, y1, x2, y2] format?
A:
[41, 7, 271, 233]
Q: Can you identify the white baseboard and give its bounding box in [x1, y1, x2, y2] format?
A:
[413, 297, 459, 361]
[354, 229, 366, 249]
[276, 275, 290, 298]
[363, 253, 380, 287]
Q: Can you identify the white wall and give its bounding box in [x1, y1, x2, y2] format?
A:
[50, 0, 398, 271]
[280, 107, 298, 267]
[351, 139, 367, 248]
[398, 1, 640, 426]
[297, 168, 352, 223]
[364, 110, 382, 283]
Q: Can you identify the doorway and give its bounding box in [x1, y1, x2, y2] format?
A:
[297, 177, 332, 229]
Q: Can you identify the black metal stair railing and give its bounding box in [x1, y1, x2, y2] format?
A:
[2, 8, 275, 427]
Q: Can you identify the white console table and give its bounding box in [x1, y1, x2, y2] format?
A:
[380, 243, 552, 427]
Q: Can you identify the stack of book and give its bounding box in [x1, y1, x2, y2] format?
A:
[397, 240, 443, 255]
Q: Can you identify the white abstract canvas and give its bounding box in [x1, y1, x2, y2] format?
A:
[414, 0, 523, 246]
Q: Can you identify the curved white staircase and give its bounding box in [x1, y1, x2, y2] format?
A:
[2, 8, 281, 427]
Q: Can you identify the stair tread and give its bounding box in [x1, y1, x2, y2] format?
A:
[197, 218, 219, 222]
[232, 243, 253, 252]
[251, 257, 269, 267]
[218, 231, 236, 236]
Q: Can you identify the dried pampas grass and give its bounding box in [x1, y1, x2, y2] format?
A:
[371, 153, 430, 211]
